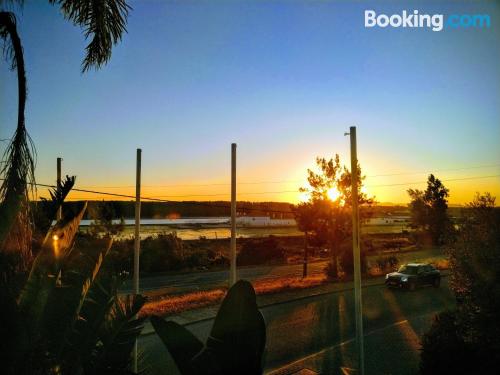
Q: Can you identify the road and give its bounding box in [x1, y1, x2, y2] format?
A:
[138, 277, 455, 374]
[122, 261, 329, 295]
[123, 248, 445, 296]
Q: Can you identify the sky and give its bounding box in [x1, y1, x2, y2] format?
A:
[1, 0, 499, 205]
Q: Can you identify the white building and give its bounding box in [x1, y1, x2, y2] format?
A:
[235, 216, 296, 227]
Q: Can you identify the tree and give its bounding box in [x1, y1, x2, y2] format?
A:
[407, 174, 451, 245]
[0, 11, 35, 270]
[0, 0, 131, 267]
[420, 193, 500, 374]
[293, 201, 319, 277]
[294, 155, 373, 279]
[89, 200, 126, 236]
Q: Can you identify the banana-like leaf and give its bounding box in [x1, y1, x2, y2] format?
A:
[64, 272, 120, 371]
[153, 280, 266, 375]
[150, 317, 204, 375]
[44, 236, 113, 359]
[17, 202, 87, 336]
[200, 280, 266, 375]
[91, 294, 147, 373]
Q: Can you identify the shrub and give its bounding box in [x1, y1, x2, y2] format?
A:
[375, 255, 399, 272]
[238, 236, 285, 266]
[140, 233, 184, 272]
[324, 261, 339, 280]
[420, 311, 473, 375]
[338, 245, 367, 277]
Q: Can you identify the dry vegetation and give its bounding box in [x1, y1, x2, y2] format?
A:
[139, 274, 328, 318]
[139, 289, 226, 318]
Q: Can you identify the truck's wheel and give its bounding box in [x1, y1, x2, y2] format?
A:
[433, 278, 441, 288]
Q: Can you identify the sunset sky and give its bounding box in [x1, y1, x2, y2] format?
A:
[1, 0, 499, 205]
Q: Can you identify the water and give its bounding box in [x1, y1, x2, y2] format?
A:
[78, 216, 409, 240]
[78, 218, 302, 240]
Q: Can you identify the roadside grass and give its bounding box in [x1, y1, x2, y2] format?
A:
[253, 274, 327, 294]
[139, 274, 328, 318]
[139, 289, 226, 318]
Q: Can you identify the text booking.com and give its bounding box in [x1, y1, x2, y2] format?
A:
[365, 10, 491, 31]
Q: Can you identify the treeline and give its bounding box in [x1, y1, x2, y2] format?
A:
[51, 200, 296, 219]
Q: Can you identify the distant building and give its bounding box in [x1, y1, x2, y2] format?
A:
[235, 216, 296, 227]
[365, 216, 409, 225]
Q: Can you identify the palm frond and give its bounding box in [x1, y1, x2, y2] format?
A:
[43, 236, 113, 360]
[18, 203, 87, 333]
[65, 271, 121, 372]
[34, 175, 76, 236]
[49, 0, 131, 72]
[0, 11, 36, 265]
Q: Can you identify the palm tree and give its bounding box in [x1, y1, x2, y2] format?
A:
[0, 0, 131, 265]
[0, 10, 35, 269]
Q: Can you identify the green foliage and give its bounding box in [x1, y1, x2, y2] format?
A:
[448, 193, 500, 345]
[33, 175, 76, 239]
[407, 174, 451, 245]
[1, 0, 131, 269]
[295, 155, 374, 279]
[151, 280, 266, 375]
[89, 200, 125, 236]
[140, 232, 184, 272]
[420, 193, 500, 374]
[374, 255, 398, 272]
[1, 203, 146, 375]
[48, 0, 131, 72]
[238, 236, 284, 266]
[339, 244, 368, 276]
[108, 233, 228, 274]
[0, 11, 35, 268]
[420, 310, 473, 375]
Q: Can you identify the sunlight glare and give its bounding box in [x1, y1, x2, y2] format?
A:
[299, 191, 310, 203]
[327, 187, 340, 201]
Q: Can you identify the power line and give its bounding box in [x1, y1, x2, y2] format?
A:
[25, 180, 294, 214]
[148, 190, 299, 198]
[366, 174, 500, 188]
[28, 173, 500, 201]
[4, 172, 499, 215]
[366, 163, 500, 178]
[73, 163, 500, 189]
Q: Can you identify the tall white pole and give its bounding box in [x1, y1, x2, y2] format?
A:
[133, 148, 142, 373]
[57, 157, 62, 220]
[349, 126, 365, 375]
[229, 143, 237, 286]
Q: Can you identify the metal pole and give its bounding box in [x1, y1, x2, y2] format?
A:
[57, 157, 62, 220]
[133, 148, 142, 373]
[349, 126, 365, 375]
[229, 143, 237, 286]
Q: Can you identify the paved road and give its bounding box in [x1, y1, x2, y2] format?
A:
[138, 277, 455, 374]
[123, 261, 329, 295]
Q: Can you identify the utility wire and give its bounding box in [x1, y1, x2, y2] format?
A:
[74, 163, 500, 189]
[366, 174, 500, 188]
[22, 180, 294, 214]
[26, 173, 500, 199]
[4, 173, 498, 214]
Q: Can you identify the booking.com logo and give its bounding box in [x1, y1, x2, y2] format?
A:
[365, 10, 491, 31]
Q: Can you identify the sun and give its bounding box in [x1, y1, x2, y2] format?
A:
[327, 187, 340, 201]
[298, 191, 310, 203]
